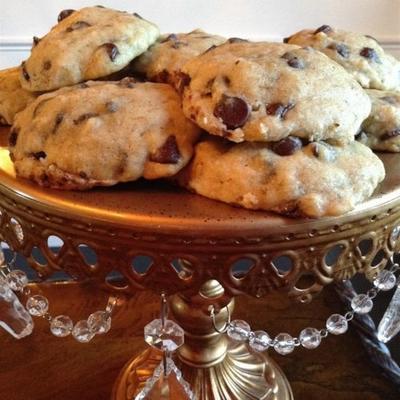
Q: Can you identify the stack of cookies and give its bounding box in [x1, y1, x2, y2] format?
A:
[1, 8, 398, 219]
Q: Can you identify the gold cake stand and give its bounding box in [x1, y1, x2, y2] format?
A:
[1, 126, 400, 400]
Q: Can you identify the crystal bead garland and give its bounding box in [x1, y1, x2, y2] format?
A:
[135, 293, 195, 400]
[215, 263, 400, 355]
[0, 246, 118, 343]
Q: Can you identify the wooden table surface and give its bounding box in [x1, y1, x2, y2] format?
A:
[0, 282, 398, 400]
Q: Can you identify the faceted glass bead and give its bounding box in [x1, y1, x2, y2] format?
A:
[26, 295, 49, 317]
[299, 327, 321, 349]
[72, 320, 95, 343]
[351, 294, 373, 314]
[274, 333, 295, 355]
[50, 315, 73, 337]
[227, 320, 251, 342]
[326, 314, 348, 335]
[88, 311, 111, 334]
[144, 319, 184, 352]
[249, 330, 270, 352]
[391, 225, 400, 242]
[11, 220, 24, 243]
[6, 270, 28, 292]
[373, 270, 397, 291]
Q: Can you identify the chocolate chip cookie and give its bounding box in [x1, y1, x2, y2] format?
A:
[358, 89, 400, 152]
[10, 80, 201, 190]
[0, 67, 37, 125]
[285, 26, 400, 90]
[179, 137, 385, 218]
[20, 6, 160, 91]
[133, 29, 226, 89]
[181, 41, 371, 144]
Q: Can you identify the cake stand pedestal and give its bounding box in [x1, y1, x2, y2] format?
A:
[1, 126, 399, 400]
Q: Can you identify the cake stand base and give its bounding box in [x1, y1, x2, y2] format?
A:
[112, 280, 293, 400]
[112, 345, 293, 400]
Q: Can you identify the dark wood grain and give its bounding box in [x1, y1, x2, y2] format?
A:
[0, 282, 398, 400]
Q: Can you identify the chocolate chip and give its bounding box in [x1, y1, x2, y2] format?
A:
[162, 33, 178, 43]
[283, 36, 291, 43]
[150, 135, 181, 164]
[360, 47, 380, 62]
[281, 52, 305, 69]
[21, 61, 30, 81]
[223, 76, 231, 86]
[73, 112, 98, 124]
[66, 21, 91, 32]
[381, 129, 400, 141]
[154, 69, 170, 83]
[227, 37, 248, 43]
[33, 36, 40, 46]
[171, 40, 187, 49]
[58, 9, 75, 22]
[133, 12, 143, 19]
[106, 101, 118, 113]
[95, 5, 105, 8]
[119, 77, 136, 88]
[214, 95, 250, 130]
[32, 151, 47, 160]
[327, 43, 350, 58]
[43, 60, 52, 70]
[79, 82, 89, 89]
[176, 72, 191, 95]
[314, 25, 332, 35]
[380, 96, 398, 104]
[288, 57, 304, 69]
[9, 128, 19, 147]
[79, 171, 88, 179]
[102, 43, 119, 61]
[272, 136, 302, 156]
[266, 102, 295, 119]
[53, 113, 64, 133]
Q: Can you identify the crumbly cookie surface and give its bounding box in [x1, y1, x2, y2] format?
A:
[358, 89, 400, 152]
[285, 26, 400, 90]
[10, 80, 201, 189]
[179, 138, 385, 218]
[20, 6, 160, 91]
[133, 29, 226, 88]
[181, 41, 371, 144]
[0, 67, 37, 125]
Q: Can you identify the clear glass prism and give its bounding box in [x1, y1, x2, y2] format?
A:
[135, 358, 195, 400]
[0, 279, 34, 339]
[377, 285, 400, 343]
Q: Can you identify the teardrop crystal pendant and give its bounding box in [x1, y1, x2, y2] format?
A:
[377, 285, 400, 343]
[135, 357, 195, 400]
[0, 279, 34, 339]
[136, 292, 195, 399]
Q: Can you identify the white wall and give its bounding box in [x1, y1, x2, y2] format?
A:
[1, 0, 399, 68]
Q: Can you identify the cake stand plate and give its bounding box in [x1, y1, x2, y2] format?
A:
[1, 126, 400, 400]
